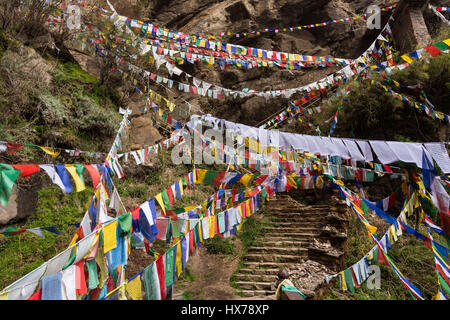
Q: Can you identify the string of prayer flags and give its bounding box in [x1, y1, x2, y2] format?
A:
[95, 7, 355, 67]
[218, 4, 397, 39]
[0, 141, 109, 159]
[1, 210, 132, 300]
[369, 79, 449, 123]
[426, 227, 450, 299]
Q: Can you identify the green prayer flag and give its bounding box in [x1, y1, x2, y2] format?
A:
[361, 200, 370, 216]
[0, 164, 21, 206]
[261, 188, 267, 203]
[203, 170, 218, 185]
[142, 263, 160, 300]
[434, 41, 449, 52]
[86, 259, 99, 290]
[165, 246, 176, 287]
[365, 171, 375, 182]
[161, 189, 172, 209]
[437, 272, 450, 295]
[74, 164, 85, 185]
[62, 247, 77, 270]
[344, 268, 355, 293]
[118, 212, 132, 236]
[2, 226, 18, 234]
[372, 248, 379, 264]
[171, 219, 185, 238]
[217, 212, 225, 233]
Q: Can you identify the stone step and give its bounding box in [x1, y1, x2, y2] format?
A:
[244, 253, 305, 263]
[254, 232, 320, 241]
[241, 290, 274, 297]
[234, 273, 278, 282]
[238, 268, 280, 275]
[253, 240, 307, 247]
[267, 221, 324, 227]
[263, 227, 321, 233]
[234, 281, 273, 291]
[247, 246, 307, 255]
[269, 211, 332, 217]
[268, 205, 332, 211]
[243, 261, 294, 269]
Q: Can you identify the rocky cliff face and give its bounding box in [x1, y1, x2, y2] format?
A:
[103, 0, 398, 127]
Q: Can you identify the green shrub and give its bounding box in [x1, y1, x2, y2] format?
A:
[74, 94, 119, 135]
[205, 236, 235, 255]
[39, 93, 68, 126]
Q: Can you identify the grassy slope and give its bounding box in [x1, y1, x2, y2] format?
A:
[0, 30, 123, 289]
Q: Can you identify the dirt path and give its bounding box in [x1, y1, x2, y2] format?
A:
[172, 237, 275, 300]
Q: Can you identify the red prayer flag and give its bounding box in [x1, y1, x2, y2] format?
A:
[388, 193, 396, 207]
[75, 260, 88, 295]
[11, 164, 40, 178]
[6, 142, 23, 155]
[424, 45, 441, 57]
[167, 186, 174, 206]
[83, 164, 100, 189]
[189, 229, 194, 253]
[213, 171, 227, 187]
[155, 256, 166, 300]
[27, 289, 42, 300]
[131, 207, 140, 221]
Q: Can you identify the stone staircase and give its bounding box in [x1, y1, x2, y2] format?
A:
[234, 193, 348, 297]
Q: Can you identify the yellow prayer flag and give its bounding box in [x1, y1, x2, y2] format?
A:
[103, 220, 118, 253]
[0, 291, 8, 300]
[154, 193, 166, 215]
[126, 277, 143, 300]
[209, 215, 215, 238]
[39, 146, 61, 158]
[246, 200, 252, 216]
[198, 221, 203, 243]
[401, 54, 413, 64]
[179, 179, 184, 197]
[168, 102, 176, 112]
[340, 272, 347, 292]
[249, 139, 258, 152]
[195, 169, 207, 185]
[65, 165, 86, 192]
[288, 176, 298, 189]
[239, 173, 253, 187]
[176, 242, 183, 277]
[363, 220, 377, 236]
[68, 233, 79, 248]
[238, 204, 243, 219]
[443, 39, 450, 46]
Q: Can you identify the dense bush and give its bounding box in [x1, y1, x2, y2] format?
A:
[205, 236, 235, 255]
[39, 93, 68, 126]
